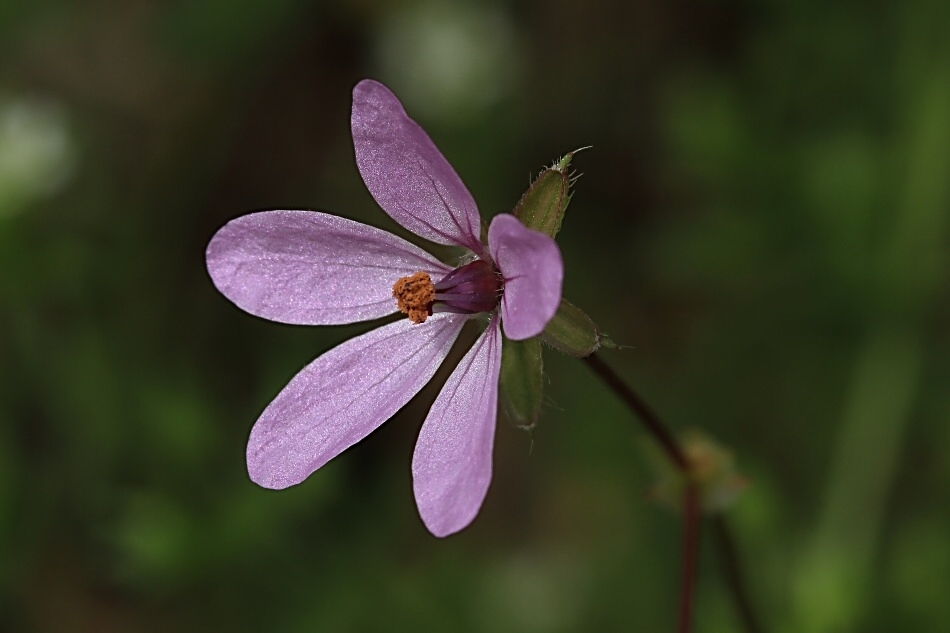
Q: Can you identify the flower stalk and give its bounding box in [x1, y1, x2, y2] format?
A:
[678, 483, 700, 633]
[581, 351, 761, 633]
[582, 353, 688, 471]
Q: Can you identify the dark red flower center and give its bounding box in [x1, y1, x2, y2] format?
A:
[392, 260, 502, 324]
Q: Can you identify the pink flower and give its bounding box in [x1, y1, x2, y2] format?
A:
[206, 80, 563, 537]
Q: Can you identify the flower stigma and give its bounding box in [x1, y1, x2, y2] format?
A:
[393, 260, 503, 324]
[393, 271, 436, 323]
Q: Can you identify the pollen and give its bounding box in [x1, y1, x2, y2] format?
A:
[393, 271, 436, 323]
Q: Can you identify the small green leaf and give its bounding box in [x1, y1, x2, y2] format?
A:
[512, 151, 579, 238]
[499, 336, 543, 428]
[541, 299, 605, 357]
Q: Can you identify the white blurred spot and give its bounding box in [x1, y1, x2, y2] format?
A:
[0, 94, 76, 217]
[374, 2, 522, 122]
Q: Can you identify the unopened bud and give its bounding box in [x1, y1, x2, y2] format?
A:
[512, 150, 585, 238]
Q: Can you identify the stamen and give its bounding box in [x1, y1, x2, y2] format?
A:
[393, 261, 502, 324]
[392, 272, 435, 323]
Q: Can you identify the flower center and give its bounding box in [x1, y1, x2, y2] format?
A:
[392, 271, 436, 323]
[392, 260, 503, 324]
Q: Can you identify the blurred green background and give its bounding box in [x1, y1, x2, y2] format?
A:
[2, 0, 949, 631]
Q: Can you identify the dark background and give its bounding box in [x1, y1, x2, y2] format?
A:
[2, 0, 949, 630]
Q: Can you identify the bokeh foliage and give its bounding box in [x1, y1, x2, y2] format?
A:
[2, 0, 949, 631]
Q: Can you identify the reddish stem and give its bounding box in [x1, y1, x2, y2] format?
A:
[582, 353, 689, 472]
[583, 353, 697, 633]
[582, 352, 761, 633]
[678, 483, 701, 633]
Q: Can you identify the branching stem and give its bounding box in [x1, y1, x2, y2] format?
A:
[582, 352, 763, 633]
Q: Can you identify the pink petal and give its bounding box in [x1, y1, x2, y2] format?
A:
[412, 317, 502, 537]
[206, 210, 452, 325]
[352, 79, 484, 254]
[488, 213, 564, 340]
[247, 314, 467, 489]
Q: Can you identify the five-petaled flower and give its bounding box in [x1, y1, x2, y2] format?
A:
[206, 80, 563, 537]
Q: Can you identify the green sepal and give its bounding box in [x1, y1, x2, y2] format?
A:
[499, 336, 544, 428]
[541, 298, 608, 357]
[512, 151, 578, 238]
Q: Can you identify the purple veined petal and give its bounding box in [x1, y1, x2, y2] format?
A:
[412, 316, 503, 537]
[488, 213, 564, 340]
[247, 313, 468, 489]
[352, 79, 484, 255]
[207, 210, 452, 325]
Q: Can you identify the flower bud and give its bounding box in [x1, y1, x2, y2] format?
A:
[541, 299, 608, 358]
[512, 151, 580, 238]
